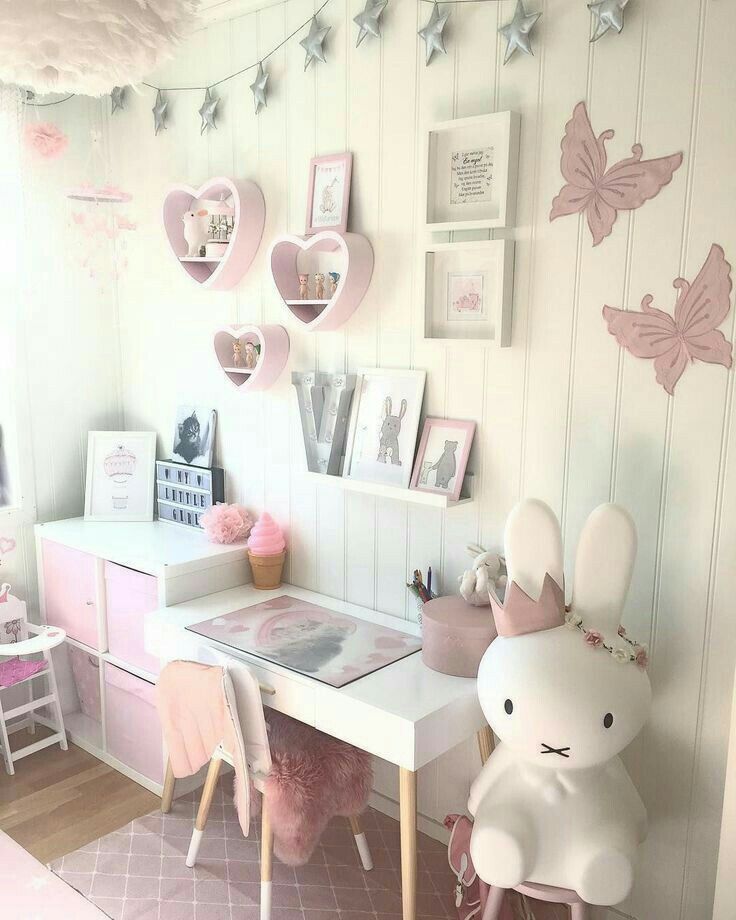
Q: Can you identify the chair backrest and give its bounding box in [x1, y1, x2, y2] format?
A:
[0, 584, 28, 633]
[222, 660, 272, 778]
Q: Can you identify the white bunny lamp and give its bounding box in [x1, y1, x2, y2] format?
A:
[469, 499, 651, 912]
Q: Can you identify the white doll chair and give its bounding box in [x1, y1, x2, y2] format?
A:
[0, 583, 68, 774]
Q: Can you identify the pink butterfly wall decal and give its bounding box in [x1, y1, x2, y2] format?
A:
[550, 102, 683, 246]
[602, 244, 733, 395]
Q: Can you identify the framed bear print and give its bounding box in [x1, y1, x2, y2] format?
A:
[410, 418, 476, 503]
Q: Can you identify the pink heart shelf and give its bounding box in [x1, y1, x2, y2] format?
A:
[163, 177, 265, 292]
[268, 230, 374, 331]
[213, 324, 290, 391]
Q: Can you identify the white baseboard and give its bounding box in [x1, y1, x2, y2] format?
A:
[367, 789, 450, 846]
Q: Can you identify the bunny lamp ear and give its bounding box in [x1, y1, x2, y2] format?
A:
[571, 503, 637, 637]
[504, 499, 563, 600]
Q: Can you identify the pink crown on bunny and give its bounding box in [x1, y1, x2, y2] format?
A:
[489, 573, 566, 638]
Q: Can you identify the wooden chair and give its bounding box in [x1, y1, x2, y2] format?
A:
[160, 659, 373, 920]
[481, 881, 591, 920]
[0, 583, 68, 774]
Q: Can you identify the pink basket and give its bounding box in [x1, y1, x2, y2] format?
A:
[68, 645, 101, 721]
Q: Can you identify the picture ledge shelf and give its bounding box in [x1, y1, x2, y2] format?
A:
[304, 470, 475, 509]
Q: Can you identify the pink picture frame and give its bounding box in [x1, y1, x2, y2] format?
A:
[409, 418, 476, 502]
[305, 152, 353, 235]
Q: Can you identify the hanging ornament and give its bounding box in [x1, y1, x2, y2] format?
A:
[24, 122, 69, 160]
[250, 62, 269, 115]
[198, 87, 219, 134]
[588, 0, 629, 42]
[499, 0, 542, 64]
[0, 0, 197, 96]
[418, 2, 450, 66]
[110, 86, 125, 115]
[353, 0, 388, 47]
[152, 89, 168, 135]
[300, 16, 331, 70]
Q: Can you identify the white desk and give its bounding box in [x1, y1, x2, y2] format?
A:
[146, 581, 491, 920]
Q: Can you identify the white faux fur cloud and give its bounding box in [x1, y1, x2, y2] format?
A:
[0, 0, 198, 96]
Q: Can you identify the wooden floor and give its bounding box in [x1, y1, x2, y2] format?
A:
[0, 728, 159, 863]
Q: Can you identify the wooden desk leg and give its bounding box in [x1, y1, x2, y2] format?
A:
[399, 768, 417, 920]
[477, 726, 495, 765]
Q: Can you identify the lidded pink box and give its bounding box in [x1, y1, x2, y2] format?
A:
[421, 596, 497, 678]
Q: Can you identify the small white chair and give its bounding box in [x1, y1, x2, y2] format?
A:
[0, 583, 68, 774]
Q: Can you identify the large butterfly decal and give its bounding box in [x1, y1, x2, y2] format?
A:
[602, 244, 733, 395]
[550, 102, 683, 247]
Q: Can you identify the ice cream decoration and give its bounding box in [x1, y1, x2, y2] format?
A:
[247, 513, 286, 589]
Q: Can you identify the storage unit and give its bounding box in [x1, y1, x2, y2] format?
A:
[35, 518, 251, 794]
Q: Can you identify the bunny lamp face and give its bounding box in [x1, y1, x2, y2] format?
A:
[478, 628, 651, 770]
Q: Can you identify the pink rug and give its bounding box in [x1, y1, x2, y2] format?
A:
[51, 781, 563, 920]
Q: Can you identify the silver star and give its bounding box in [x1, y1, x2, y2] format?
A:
[588, 0, 629, 41]
[152, 90, 168, 135]
[300, 16, 331, 70]
[250, 62, 269, 114]
[110, 86, 125, 115]
[198, 87, 219, 134]
[499, 0, 542, 64]
[418, 2, 450, 66]
[354, 0, 388, 47]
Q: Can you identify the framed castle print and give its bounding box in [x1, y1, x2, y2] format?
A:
[410, 418, 475, 503]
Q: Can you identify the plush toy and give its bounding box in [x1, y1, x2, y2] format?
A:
[469, 499, 651, 907]
[458, 544, 506, 607]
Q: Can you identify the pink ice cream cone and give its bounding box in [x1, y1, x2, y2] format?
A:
[247, 513, 286, 590]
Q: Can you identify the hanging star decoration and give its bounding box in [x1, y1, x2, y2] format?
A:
[418, 2, 450, 66]
[250, 62, 269, 114]
[300, 16, 331, 70]
[110, 86, 125, 115]
[198, 87, 219, 134]
[588, 0, 629, 42]
[353, 0, 388, 47]
[499, 0, 542, 64]
[152, 89, 168, 135]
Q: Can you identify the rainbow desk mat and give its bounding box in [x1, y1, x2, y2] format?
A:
[186, 594, 422, 688]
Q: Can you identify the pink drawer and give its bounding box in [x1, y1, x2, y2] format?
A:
[105, 562, 160, 675]
[105, 663, 163, 784]
[68, 646, 102, 722]
[42, 540, 99, 649]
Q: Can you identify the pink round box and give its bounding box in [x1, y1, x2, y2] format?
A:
[421, 596, 497, 678]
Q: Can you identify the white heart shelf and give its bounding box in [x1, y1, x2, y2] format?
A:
[214, 324, 290, 391]
[163, 177, 265, 292]
[268, 230, 374, 331]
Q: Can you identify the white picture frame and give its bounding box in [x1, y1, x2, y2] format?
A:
[424, 111, 520, 232]
[342, 368, 426, 489]
[423, 239, 515, 345]
[84, 431, 156, 522]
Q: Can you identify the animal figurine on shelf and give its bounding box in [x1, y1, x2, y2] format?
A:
[244, 341, 258, 370]
[182, 207, 209, 257]
[232, 341, 243, 368]
[469, 499, 651, 911]
[314, 272, 325, 300]
[328, 271, 340, 296]
[458, 544, 506, 607]
[377, 397, 407, 466]
[299, 273, 310, 300]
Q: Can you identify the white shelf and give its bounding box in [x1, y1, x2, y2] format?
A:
[304, 471, 474, 508]
[102, 652, 158, 685]
[285, 299, 332, 306]
[179, 256, 223, 263]
[221, 366, 254, 375]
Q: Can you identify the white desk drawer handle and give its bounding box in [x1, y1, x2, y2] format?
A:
[259, 683, 276, 696]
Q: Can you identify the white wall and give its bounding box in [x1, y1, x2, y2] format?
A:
[18, 0, 736, 917]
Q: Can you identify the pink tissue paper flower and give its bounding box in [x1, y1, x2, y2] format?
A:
[634, 646, 649, 669]
[201, 503, 254, 545]
[584, 629, 603, 648]
[24, 122, 68, 159]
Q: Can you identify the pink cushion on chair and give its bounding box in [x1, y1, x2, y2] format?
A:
[0, 657, 47, 688]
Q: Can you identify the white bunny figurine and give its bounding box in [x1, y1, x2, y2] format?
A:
[469, 499, 651, 907]
[181, 208, 209, 257]
[458, 544, 506, 607]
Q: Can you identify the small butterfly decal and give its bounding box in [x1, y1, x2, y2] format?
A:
[550, 102, 683, 246]
[602, 244, 733, 395]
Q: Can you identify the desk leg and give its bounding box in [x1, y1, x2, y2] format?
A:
[477, 726, 494, 765]
[399, 768, 417, 920]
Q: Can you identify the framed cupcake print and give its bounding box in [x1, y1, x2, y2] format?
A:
[84, 431, 156, 522]
[410, 418, 475, 503]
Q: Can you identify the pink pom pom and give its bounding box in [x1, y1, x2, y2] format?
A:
[201, 503, 254, 545]
[24, 122, 68, 160]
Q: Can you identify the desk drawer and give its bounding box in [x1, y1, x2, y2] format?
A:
[244, 659, 316, 727]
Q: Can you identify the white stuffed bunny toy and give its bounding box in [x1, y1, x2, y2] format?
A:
[469, 499, 651, 907]
[458, 544, 507, 607]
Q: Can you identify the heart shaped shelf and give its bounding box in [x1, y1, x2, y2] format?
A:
[268, 230, 374, 331]
[163, 177, 265, 291]
[214, 324, 290, 391]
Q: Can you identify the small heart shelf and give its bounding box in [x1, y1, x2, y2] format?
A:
[163, 176, 265, 291]
[214, 324, 290, 391]
[268, 230, 374, 331]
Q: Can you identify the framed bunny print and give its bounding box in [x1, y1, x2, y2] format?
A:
[342, 368, 426, 489]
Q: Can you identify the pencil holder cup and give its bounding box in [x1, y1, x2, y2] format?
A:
[421, 596, 497, 678]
